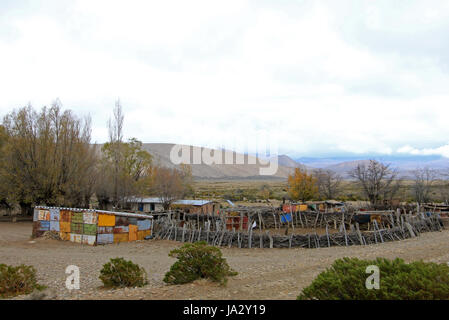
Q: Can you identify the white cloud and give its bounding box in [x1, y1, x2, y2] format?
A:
[397, 144, 449, 158]
[1, 1, 449, 156]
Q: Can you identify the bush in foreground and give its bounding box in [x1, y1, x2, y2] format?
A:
[0, 264, 46, 298]
[163, 242, 237, 286]
[298, 257, 449, 300]
[99, 258, 148, 288]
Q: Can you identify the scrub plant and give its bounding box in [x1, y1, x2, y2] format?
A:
[0, 264, 46, 298]
[163, 241, 237, 286]
[99, 257, 148, 288]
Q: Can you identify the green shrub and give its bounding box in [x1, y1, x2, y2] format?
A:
[298, 257, 449, 300]
[0, 264, 46, 298]
[163, 242, 237, 286]
[99, 258, 148, 288]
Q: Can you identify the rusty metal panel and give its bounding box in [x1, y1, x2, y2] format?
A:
[83, 223, 97, 236]
[59, 221, 71, 233]
[70, 223, 83, 234]
[83, 211, 98, 224]
[59, 232, 70, 241]
[70, 233, 82, 244]
[98, 214, 115, 227]
[38, 220, 50, 231]
[113, 233, 129, 243]
[50, 208, 60, 221]
[60, 210, 71, 222]
[98, 226, 114, 234]
[82, 235, 96, 246]
[137, 219, 151, 231]
[137, 231, 145, 241]
[33, 208, 39, 222]
[113, 225, 129, 233]
[115, 216, 129, 226]
[38, 210, 50, 221]
[97, 234, 113, 245]
[32, 221, 45, 237]
[71, 211, 84, 223]
[50, 220, 60, 232]
[129, 224, 138, 241]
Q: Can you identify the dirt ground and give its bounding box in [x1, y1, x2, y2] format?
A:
[1, 222, 448, 300]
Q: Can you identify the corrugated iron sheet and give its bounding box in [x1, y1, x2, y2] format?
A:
[129, 224, 138, 241]
[59, 232, 70, 241]
[137, 231, 145, 241]
[71, 223, 83, 234]
[83, 211, 98, 224]
[97, 233, 114, 245]
[114, 226, 129, 233]
[32, 221, 45, 237]
[70, 233, 82, 243]
[60, 210, 71, 222]
[50, 208, 60, 221]
[38, 220, 50, 231]
[98, 214, 115, 227]
[71, 211, 84, 223]
[33, 208, 39, 222]
[97, 226, 114, 234]
[38, 210, 50, 221]
[82, 235, 96, 245]
[59, 221, 71, 233]
[83, 223, 97, 236]
[137, 219, 151, 231]
[115, 216, 129, 226]
[50, 220, 60, 232]
[113, 233, 129, 243]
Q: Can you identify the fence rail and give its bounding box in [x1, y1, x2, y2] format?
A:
[153, 213, 443, 249]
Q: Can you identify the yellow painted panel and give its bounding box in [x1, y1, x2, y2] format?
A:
[113, 233, 129, 243]
[98, 214, 115, 227]
[59, 221, 71, 233]
[137, 231, 145, 241]
[59, 232, 70, 241]
[129, 224, 138, 241]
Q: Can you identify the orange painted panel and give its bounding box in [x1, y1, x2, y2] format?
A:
[59, 221, 71, 233]
[129, 224, 138, 241]
[98, 214, 115, 227]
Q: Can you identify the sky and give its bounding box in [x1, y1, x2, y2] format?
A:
[1, 0, 449, 158]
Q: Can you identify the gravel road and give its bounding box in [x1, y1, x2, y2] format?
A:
[1, 222, 448, 300]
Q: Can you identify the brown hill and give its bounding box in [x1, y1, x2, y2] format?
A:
[141, 143, 302, 179]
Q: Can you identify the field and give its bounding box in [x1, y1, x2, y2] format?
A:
[1, 221, 449, 300]
[194, 178, 449, 203]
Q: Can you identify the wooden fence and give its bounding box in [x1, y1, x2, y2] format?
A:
[153, 213, 443, 249]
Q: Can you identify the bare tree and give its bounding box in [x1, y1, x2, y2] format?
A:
[107, 99, 124, 207]
[0, 101, 97, 213]
[349, 160, 400, 206]
[413, 167, 437, 204]
[315, 169, 342, 200]
[151, 166, 192, 210]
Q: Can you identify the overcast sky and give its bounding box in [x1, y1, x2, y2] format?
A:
[1, 0, 449, 158]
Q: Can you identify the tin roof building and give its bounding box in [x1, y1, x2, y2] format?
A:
[33, 206, 153, 245]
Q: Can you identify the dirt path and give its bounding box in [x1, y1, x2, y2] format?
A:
[1, 222, 448, 300]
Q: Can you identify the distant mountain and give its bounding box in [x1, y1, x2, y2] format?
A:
[276, 155, 311, 170]
[323, 160, 372, 177]
[298, 155, 449, 178]
[141, 143, 303, 179]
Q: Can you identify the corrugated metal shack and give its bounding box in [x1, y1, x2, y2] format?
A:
[32, 206, 153, 246]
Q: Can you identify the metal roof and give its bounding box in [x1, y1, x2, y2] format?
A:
[126, 197, 213, 206]
[35, 206, 153, 219]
